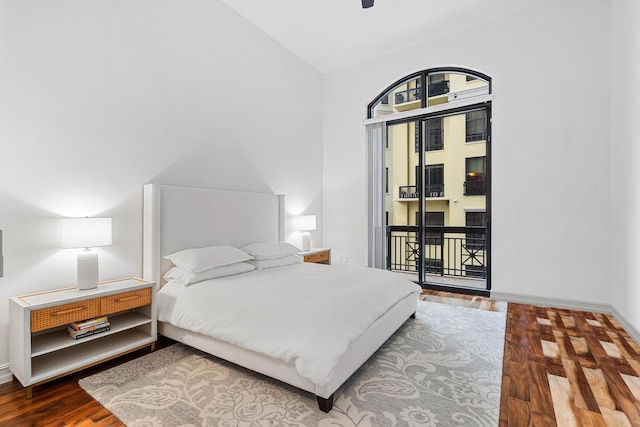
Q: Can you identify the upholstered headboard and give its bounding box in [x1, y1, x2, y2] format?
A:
[142, 184, 285, 286]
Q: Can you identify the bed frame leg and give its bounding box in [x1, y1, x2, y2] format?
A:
[410, 311, 416, 319]
[316, 394, 334, 412]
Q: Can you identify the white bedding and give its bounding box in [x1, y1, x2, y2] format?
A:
[157, 262, 421, 387]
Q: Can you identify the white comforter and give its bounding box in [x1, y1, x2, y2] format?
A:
[157, 262, 421, 387]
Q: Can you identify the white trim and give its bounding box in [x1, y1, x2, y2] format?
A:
[0, 363, 12, 384]
[492, 291, 640, 346]
[448, 85, 490, 102]
[611, 307, 640, 348]
[491, 291, 611, 313]
[364, 94, 492, 125]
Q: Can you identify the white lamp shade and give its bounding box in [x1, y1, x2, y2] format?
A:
[293, 215, 317, 231]
[61, 218, 112, 248]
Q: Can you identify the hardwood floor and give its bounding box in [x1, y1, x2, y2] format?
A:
[2, 292, 639, 426]
[421, 290, 640, 426]
[0, 338, 174, 427]
[499, 301, 640, 427]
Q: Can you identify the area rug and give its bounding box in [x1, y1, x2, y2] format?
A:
[79, 300, 506, 426]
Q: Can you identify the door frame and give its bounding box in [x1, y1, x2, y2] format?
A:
[365, 68, 492, 296]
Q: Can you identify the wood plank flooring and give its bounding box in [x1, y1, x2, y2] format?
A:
[1, 291, 639, 426]
[499, 301, 640, 427]
[0, 339, 173, 427]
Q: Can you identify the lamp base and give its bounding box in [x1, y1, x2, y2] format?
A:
[77, 249, 99, 290]
[301, 231, 311, 251]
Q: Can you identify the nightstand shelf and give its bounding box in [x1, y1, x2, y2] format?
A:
[31, 311, 151, 357]
[9, 278, 156, 398]
[30, 329, 151, 384]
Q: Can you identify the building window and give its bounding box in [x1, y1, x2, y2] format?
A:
[420, 211, 444, 246]
[465, 211, 486, 250]
[465, 157, 486, 195]
[428, 74, 450, 97]
[424, 164, 444, 197]
[466, 110, 486, 142]
[415, 118, 444, 153]
[425, 258, 443, 274]
[395, 79, 420, 105]
[427, 118, 444, 152]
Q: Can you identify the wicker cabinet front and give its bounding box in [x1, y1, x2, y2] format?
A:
[31, 300, 100, 333]
[100, 288, 151, 316]
[30, 287, 152, 333]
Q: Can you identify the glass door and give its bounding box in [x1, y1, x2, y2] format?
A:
[419, 109, 489, 291]
[368, 67, 491, 294]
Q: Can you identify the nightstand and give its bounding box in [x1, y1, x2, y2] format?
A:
[300, 248, 331, 265]
[9, 277, 156, 399]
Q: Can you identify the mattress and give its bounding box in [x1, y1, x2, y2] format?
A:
[157, 262, 421, 387]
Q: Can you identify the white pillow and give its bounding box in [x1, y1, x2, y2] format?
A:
[241, 242, 300, 261]
[248, 254, 302, 270]
[164, 245, 253, 272]
[164, 262, 255, 286]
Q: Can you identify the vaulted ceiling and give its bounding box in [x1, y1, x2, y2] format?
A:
[220, 0, 555, 73]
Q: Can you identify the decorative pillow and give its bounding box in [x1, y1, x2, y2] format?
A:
[164, 245, 253, 272]
[241, 242, 300, 261]
[248, 254, 302, 270]
[164, 262, 255, 286]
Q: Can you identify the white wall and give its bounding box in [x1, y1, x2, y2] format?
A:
[323, 0, 612, 304]
[0, 0, 323, 372]
[611, 0, 640, 333]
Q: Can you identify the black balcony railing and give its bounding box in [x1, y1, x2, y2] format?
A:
[425, 184, 445, 198]
[428, 81, 449, 97]
[386, 225, 487, 279]
[394, 81, 450, 105]
[399, 185, 418, 199]
[464, 180, 486, 196]
[398, 185, 445, 199]
[395, 87, 421, 105]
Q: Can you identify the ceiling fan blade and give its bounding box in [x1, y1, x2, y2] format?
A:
[362, 0, 374, 8]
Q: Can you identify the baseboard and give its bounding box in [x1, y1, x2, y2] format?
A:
[490, 291, 612, 314]
[0, 363, 12, 385]
[491, 291, 640, 345]
[611, 307, 640, 347]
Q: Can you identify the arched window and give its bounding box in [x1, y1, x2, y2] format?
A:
[366, 67, 492, 295]
[368, 67, 491, 119]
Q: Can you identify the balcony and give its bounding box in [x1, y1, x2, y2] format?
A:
[394, 81, 451, 111]
[394, 87, 421, 112]
[386, 225, 487, 281]
[398, 185, 418, 199]
[464, 180, 486, 196]
[394, 87, 421, 105]
[428, 80, 449, 97]
[398, 185, 445, 200]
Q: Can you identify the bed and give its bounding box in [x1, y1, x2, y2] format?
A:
[142, 184, 421, 412]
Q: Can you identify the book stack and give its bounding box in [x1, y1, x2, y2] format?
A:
[68, 316, 110, 339]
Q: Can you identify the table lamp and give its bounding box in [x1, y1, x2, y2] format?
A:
[293, 215, 316, 251]
[61, 217, 112, 290]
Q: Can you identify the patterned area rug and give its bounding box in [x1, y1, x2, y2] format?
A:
[79, 300, 506, 426]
